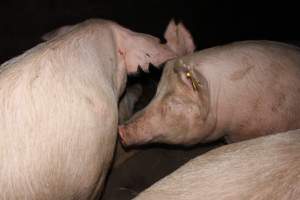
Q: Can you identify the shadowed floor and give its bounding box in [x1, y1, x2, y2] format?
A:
[101, 141, 224, 200]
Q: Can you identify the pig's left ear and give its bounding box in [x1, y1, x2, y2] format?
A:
[164, 20, 196, 56]
[41, 25, 74, 41]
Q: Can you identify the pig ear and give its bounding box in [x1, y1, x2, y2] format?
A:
[41, 25, 74, 41]
[164, 19, 196, 56]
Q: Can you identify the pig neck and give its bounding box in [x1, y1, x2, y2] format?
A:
[46, 22, 128, 99]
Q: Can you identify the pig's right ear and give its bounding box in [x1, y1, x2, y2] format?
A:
[164, 19, 196, 56]
[41, 25, 74, 41]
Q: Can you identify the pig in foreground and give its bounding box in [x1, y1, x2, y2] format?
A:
[134, 129, 300, 200]
[120, 40, 300, 146]
[0, 19, 194, 200]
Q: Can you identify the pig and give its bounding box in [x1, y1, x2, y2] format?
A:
[134, 129, 300, 200]
[119, 40, 300, 146]
[0, 18, 195, 200]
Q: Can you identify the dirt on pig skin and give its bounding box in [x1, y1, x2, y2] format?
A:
[101, 141, 224, 200]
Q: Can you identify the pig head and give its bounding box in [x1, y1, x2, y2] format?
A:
[119, 59, 215, 146]
[119, 40, 300, 148]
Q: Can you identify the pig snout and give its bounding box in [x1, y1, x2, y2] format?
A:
[118, 125, 130, 145]
[119, 124, 142, 146]
[118, 110, 155, 146]
[118, 120, 144, 146]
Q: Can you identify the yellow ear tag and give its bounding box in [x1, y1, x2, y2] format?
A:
[185, 71, 200, 91]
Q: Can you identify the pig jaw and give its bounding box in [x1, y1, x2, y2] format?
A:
[118, 112, 211, 147]
[118, 99, 211, 147]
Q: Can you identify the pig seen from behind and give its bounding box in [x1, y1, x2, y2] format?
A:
[0, 19, 195, 200]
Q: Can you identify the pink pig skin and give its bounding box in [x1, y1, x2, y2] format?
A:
[134, 130, 300, 200]
[120, 41, 300, 146]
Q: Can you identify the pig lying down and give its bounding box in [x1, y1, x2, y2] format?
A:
[134, 129, 300, 200]
[120, 41, 300, 146]
[0, 19, 194, 200]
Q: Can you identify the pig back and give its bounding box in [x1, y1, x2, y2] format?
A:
[0, 40, 118, 200]
[134, 129, 300, 200]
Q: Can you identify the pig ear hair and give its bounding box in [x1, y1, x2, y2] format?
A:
[41, 25, 74, 41]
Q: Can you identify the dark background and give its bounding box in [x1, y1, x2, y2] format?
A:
[0, 0, 299, 63]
